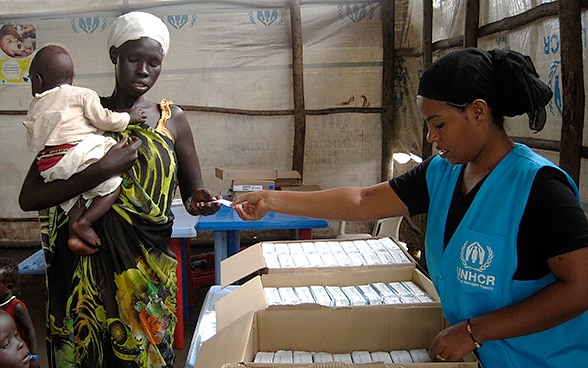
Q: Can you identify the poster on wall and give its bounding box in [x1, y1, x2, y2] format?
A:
[0, 24, 35, 84]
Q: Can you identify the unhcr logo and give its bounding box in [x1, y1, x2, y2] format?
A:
[457, 241, 495, 290]
[71, 17, 108, 34]
[460, 241, 493, 271]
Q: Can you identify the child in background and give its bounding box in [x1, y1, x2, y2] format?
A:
[24, 43, 146, 255]
[0, 309, 34, 368]
[0, 258, 38, 368]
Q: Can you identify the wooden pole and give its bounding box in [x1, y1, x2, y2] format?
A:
[464, 0, 479, 47]
[558, 0, 585, 184]
[421, 0, 433, 159]
[381, 0, 395, 181]
[290, 0, 306, 177]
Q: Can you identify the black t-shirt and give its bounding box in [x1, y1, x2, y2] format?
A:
[390, 156, 588, 280]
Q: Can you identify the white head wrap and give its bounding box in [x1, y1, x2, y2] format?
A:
[107, 11, 170, 56]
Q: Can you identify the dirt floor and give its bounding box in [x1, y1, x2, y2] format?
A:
[3, 244, 213, 368]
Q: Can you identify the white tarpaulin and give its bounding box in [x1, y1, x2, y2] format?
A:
[0, 0, 586, 221]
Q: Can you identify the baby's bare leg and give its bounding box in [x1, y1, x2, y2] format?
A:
[67, 200, 98, 255]
[70, 186, 121, 250]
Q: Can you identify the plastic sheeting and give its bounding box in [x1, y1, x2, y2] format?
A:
[0, 0, 587, 220]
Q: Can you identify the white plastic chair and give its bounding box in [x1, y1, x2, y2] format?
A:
[372, 216, 403, 239]
[336, 216, 403, 240]
[335, 221, 372, 239]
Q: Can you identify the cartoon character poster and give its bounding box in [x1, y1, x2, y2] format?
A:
[0, 24, 36, 84]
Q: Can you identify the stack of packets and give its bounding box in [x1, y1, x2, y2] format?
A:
[263, 280, 434, 306]
[254, 349, 431, 364]
[197, 237, 482, 368]
[261, 237, 411, 269]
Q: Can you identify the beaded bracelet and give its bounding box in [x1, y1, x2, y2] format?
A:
[466, 319, 482, 349]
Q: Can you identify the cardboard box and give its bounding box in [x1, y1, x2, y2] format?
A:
[232, 180, 276, 192]
[281, 185, 322, 191]
[215, 167, 277, 180]
[223, 362, 477, 368]
[195, 307, 479, 368]
[216, 267, 440, 331]
[276, 170, 302, 187]
[198, 237, 479, 368]
[219, 238, 415, 288]
[230, 180, 276, 200]
[223, 363, 477, 368]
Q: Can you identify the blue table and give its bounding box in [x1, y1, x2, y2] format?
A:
[196, 205, 328, 283]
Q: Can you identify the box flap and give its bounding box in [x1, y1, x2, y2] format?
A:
[216, 277, 268, 331]
[195, 311, 256, 368]
[221, 238, 418, 287]
[256, 307, 443, 353]
[221, 243, 266, 287]
[413, 269, 439, 301]
[259, 265, 415, 288]
[216, 266, 443, 332]
[210, 306, 478, 368]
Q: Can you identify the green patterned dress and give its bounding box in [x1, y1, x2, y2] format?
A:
[40, 100, 179, 368]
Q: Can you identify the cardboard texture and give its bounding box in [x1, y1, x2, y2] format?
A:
[222, 363, 477, 368]
[277, 170, 302, 179]
[220, 238, 415, 288]
[196, 307, 478, 368]
[215, 167, 277, 180]
[199, 238, 479, 368]
[232, 180, 276, 192]
[216, 267, 440, 331]
[276, 170, 302, 187]
[281, 185, 322, 191]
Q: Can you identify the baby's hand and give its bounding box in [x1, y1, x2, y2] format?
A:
[129, 107, 147, 124]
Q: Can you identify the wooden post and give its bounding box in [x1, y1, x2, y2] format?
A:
[290, 0, 306, 177]
[421, 0, 433, 159]
[558, 0, 585, 184]
[381, 0, 395, 181]
[464, 0, 479, 47]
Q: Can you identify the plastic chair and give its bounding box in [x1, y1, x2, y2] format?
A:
[336, 216, 403, 240]
[335, 221, 373, 239]
[372, 216, 403, 239]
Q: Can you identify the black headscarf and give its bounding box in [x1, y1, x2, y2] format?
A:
[417, 48, 553, 132]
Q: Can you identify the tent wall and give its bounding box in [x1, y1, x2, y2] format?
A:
[0, 0, 587, 243]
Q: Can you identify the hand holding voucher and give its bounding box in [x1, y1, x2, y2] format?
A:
[231, 191, 270, 221]
[186, 188, 222, 216]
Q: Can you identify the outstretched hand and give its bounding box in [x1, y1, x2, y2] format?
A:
[231, 191, 269, 221]
[186, 188, 222, 216]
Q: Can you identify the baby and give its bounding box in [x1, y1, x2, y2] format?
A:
[0, 309, 34, 368]
[0, 24, 35, 59]
[0, 258, 37, 368]
[24, 44, 146, 254]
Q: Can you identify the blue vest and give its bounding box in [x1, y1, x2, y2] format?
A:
[425, 143, 588, 367]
